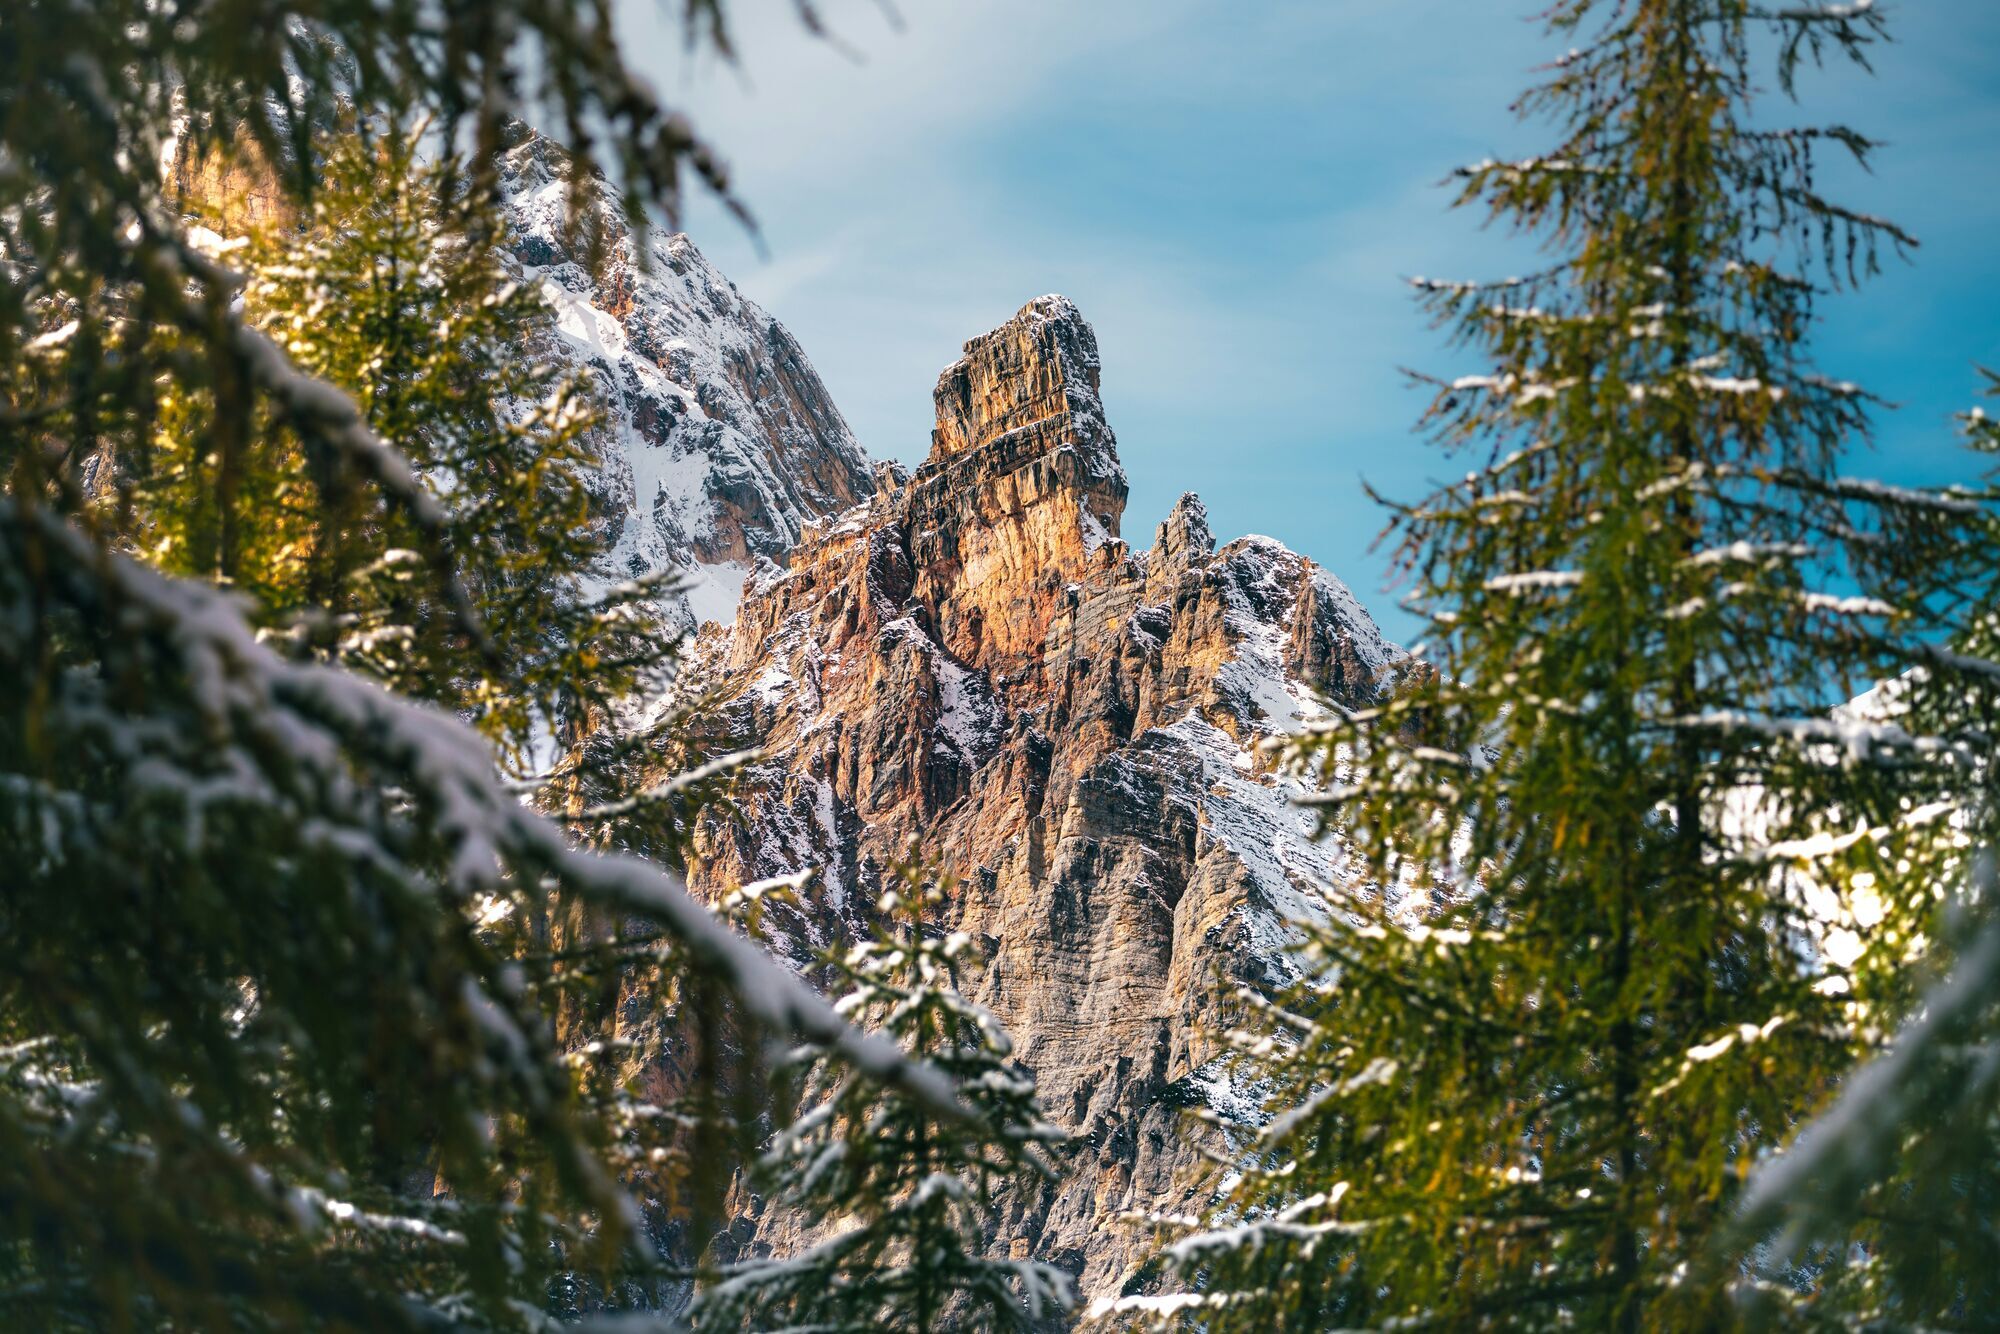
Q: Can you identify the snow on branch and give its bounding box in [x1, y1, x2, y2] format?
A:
[567, 747, 763, 826]
[1166, 1191, 1372, 1270]
[128, 219, 496, 658]
[1659, 709, 1960, 764]
[1410, 263, 1572, 296]
[1680, 541, 1813, 569]
[1737, 882, 2000, 1251]
[16, 503, 967, 1125]
[1769, 0, 1875, 20]
[1454, 156, 1612, 182]
[1814, 475, 1984, 515]
[1651, 1015, 1791, 1099]
[1484, 570, 1585, 594]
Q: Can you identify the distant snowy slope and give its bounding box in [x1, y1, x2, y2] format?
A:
[495, 127, 876, 634]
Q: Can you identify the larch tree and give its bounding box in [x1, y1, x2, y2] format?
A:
[0, 2, 968, 1329]
[1107, 2, 1997, 1330]
[690, 862, 1075, 1333]
[137, 123, 667, 778]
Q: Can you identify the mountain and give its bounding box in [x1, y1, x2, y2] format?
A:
[171, 124, 1404, 1301]
[494, 129, 879, 634]
[674, 294, 1403, 1299]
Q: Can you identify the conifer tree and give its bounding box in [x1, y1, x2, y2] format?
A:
[137, 123, 665, 775]
[1729, 369, 2000, 1327]
[1, 3, 967, 1328]
[1114, 4, 1998, 1329]
[691, 861, 1076, 1332]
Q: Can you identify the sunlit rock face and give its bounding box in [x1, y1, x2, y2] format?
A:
[678, 295, 1404, 1300]
[910, 294, 1130, 671]
[494, 128, 876, 634]
[173, 125, 1406, 1298]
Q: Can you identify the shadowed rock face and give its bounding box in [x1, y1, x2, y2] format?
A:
[493, 129, 876, 635]
[679, 296, 1402, 1302]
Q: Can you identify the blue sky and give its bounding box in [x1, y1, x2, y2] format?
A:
[616, 0, 2000, 645]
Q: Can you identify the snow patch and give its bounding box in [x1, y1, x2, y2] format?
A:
[1155, 711, 1354, 978]
[682, 561, 749, 628]
[494, 135, 873, 638]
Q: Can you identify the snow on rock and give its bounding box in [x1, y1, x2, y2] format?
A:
[663, 293, 1406, 1297]
[494, 127, 875, 636]
[1210, 535, 1396, 737]
[1153, 709, 1352, 972]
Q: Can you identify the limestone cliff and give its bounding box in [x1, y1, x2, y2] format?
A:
[679, 296, 1402, 1301]
[166, 120, 1408, 1308]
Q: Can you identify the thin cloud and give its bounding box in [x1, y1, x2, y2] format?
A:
[610, 0, 2000, 643]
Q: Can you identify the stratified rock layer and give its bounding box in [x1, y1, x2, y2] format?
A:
[681, 296, 1401, 1301]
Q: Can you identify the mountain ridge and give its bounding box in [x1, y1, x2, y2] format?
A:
[162, 115, 1403, 1313]
[494, 128, 878, 636]
[670, 293, 1402, 1298]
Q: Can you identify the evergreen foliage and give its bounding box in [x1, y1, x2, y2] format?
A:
[0, 2, 966, 1328]
[1971, 370, 2000, 456]
[10, 0, 1999, 1328]
[691, 861, 1076, 1332]
[1114, 3, 2000, 1329]
[0, 500, 961, 1329]
[137, 124, 665, 775]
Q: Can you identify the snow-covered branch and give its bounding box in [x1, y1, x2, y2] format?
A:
[11, 501, 966, 1124]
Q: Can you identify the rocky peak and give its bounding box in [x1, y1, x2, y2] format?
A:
[1152, 492, 1216, 573]
[883, 297, 1130, 677]
[674, 296, 1404, 1302]
[493, 129, 876, 633]
[165, 121, 871, 638]
[930, 294, 1111, 462]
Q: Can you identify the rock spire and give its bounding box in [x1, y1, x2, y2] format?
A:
[676, 296, 1403, 1300]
